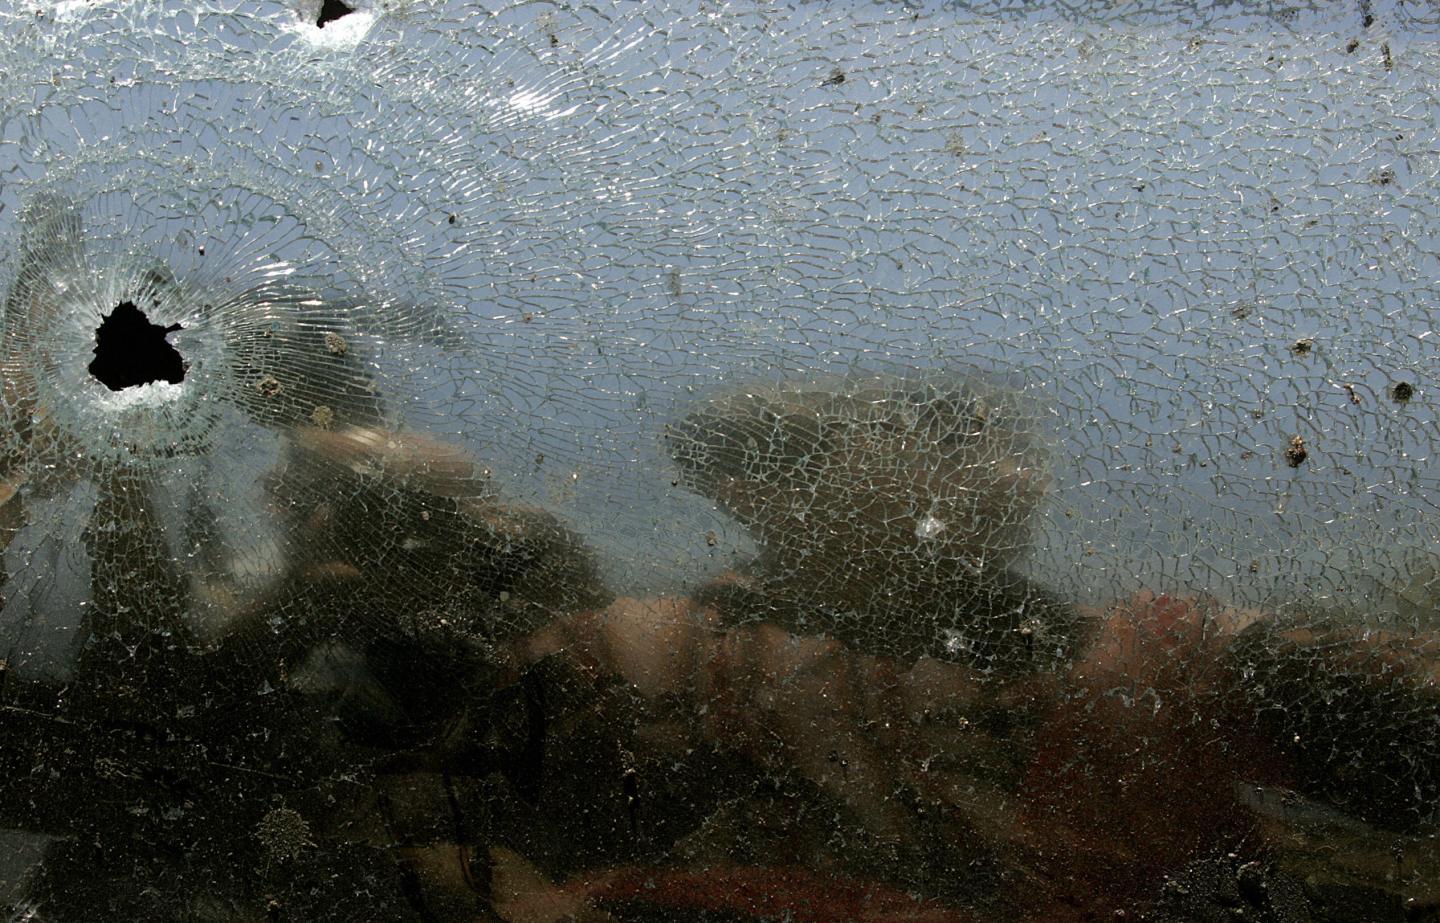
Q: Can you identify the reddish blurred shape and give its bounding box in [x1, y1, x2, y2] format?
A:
[1017, 592, 1293, 918]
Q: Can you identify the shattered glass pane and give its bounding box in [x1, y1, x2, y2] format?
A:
[1, 0, 1438, 919]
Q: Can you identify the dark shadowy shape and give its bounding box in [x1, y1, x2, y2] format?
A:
[3, 421, 616, 921]
[1150, 857, 1312, 923]
[668, 371, 1083, 672]
[1225, 612, 1440, 833]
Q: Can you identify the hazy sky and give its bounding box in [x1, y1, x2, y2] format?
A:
[2, 0, 1438, 613]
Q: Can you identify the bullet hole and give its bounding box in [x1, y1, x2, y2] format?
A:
[256, 375, 283, 398]
[1283, 435, 1308, 468]
[197, 246, 205, 256]
[1290, 338, 1313, 356]
[1382, 42, 1393, 70]
[447, 213, 457, 225]
[323, 331, 348, 356]
[1346, 38, 1360, 53]
[822, 68, 846, 87]
[1390, 381, 1414, 403]
[310, 405, 335, 428]
[255, 807, 313, 863]
[315, 0, 354, 28]
[88, 301, 185, 392]
[1375, 166, 1397, 186]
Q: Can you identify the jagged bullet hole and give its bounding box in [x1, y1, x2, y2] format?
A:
[1346, 38, 1360, 53]
[1390, 381, 1414, 403]
[88, 301, 185, 392]
[315, 0, 355, 29]
[1290, 338, 1313, 356]
[256, 375, 284, 398]
[822, 68, 846, 86]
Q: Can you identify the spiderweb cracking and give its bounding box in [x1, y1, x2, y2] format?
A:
[1, 0, 1438, 919]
